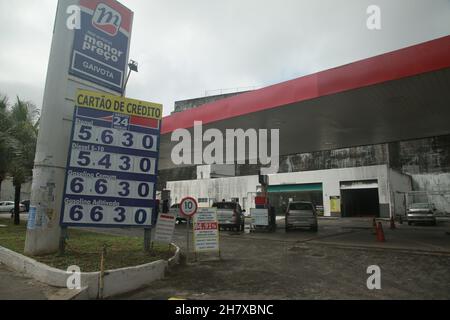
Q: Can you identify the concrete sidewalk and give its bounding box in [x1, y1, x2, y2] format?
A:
[309, 223, 450, 255]
[96, 216, 450, 255]
[1, 215, 57, 300]
[0, 263, 59, 300]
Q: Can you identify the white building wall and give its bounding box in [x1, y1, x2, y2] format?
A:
[167, 175, 259, 210]
[0, 178, 32, 202]
[268, 165, 391, 217]
[389, 169, 412, 216]
[167, 165, 397, 217]
[196, 165, 212, 180]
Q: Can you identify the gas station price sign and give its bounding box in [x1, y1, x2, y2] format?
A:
[60, 89, 162, 228]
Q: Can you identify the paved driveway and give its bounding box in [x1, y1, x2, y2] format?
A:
[1, 216, 449, 300]
[114, 218, 450, 300]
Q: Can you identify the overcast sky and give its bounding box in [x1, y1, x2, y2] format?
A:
[0, 0, 449, 116]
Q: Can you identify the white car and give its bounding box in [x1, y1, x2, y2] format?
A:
[0, 201, 26, 213]
[407, 202, 437, 225]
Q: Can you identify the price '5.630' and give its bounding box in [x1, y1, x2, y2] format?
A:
[74, 123, 157, 152]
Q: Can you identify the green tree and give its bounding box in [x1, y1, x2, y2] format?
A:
[8, 97, 39, 225]
[0, 95, 14, 196]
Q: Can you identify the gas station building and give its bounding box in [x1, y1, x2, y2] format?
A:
[158, 36, 450, 218]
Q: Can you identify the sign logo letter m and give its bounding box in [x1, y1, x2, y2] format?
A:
[92, 3, 122, 36]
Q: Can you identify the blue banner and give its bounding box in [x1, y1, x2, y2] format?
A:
[69, 0, 133, 93]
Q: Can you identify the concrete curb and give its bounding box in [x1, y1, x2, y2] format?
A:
[0, 243, 180, 299]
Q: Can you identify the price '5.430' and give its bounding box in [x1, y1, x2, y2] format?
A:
[70, 150, 156, 175]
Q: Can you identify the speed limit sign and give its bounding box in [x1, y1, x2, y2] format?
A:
[180, 197, 198, 217]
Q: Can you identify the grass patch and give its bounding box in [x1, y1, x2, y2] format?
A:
[0, 217, 174, 272]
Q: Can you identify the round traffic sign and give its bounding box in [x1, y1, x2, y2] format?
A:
[179, 197, 198, 217]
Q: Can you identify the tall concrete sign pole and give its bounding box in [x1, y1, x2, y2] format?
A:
[24, 0, 78, 255]
[25, 0, 133, 255]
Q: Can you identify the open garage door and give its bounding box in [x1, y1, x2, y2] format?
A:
[340, 180, 380, 217]
[267, 183, 323, 216]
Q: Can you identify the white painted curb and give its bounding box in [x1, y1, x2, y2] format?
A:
[0, 244, 180, 299]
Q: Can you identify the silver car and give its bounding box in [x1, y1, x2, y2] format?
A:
[407, 203, 437, 225]
[285, 201, 318, 232]
[0, 201, 26, 213]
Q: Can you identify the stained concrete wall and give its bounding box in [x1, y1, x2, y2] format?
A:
[172, 91, 250, 114]
[160, 134, 450, 216]
[391, 135, 450, 174]
[409, 173, 450, 214]
[410, 173, 450, 191]
[160, 135, 450, 185]
[391, 135, 450, 214]
[234, 144, 389, 176]
[279, 144, 389, 174]
[389, 169, 413, 216]
[235, 135, 450, 176]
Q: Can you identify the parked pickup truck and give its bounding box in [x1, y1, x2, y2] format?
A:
[212, 201, 244, 232]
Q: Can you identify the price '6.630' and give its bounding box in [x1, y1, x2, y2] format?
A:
[74, 123, 157, 152]
[63, 204, 151, 226]
[66, 175, 154, 200]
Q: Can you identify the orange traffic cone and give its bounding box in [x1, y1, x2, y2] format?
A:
[372, 218, 377, 234]
[376, 222, 385, 242]
[390, 216, 396, 229]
